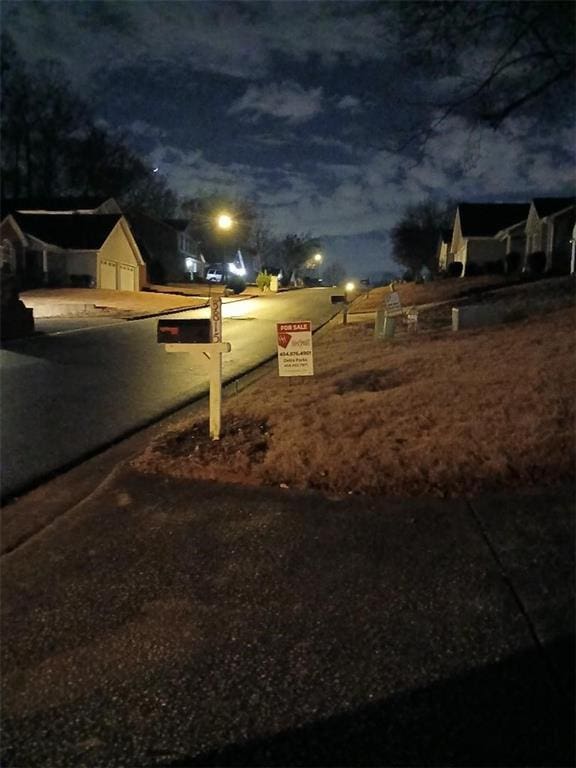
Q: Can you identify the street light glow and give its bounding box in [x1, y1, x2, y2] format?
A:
[313, 253, 322, 263]
[345, 281, 355, 292]
[217, 213, 233, 230]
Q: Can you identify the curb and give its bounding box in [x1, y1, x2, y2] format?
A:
[126, 292, 262, 321]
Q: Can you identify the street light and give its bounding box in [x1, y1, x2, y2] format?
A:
[313, 252, 322, 264]
[217, 212, 233, 230]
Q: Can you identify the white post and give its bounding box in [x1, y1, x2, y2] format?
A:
[570, 239, 575, 276]
[208, 350, 223, 440]
[164, 340, 231, 440]
[210, 296, 222, 342]
[210, 296, 223, 439]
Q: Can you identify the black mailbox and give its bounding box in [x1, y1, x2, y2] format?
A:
[331, 295, 346, 304]
[157, 318, 211, 344]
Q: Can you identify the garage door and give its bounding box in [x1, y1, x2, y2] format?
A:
[100, 260, 117, 290]
[119, 263, 137, 291]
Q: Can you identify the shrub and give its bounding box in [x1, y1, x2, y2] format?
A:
[505, 251, 522, 275]
[484, 259, 505, 275]
[256, 270, 271, 292]
[527, 251, 547, 276]
[447, 261, 463, 277]
[465, 261, 483, 276]
[69, 274, 93, 288]
[148, 259, 166, 284]
[402, 269, 414, 282]
[226, 275, 246, 294]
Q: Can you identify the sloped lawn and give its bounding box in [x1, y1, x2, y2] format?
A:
[133, 280, 575, 498]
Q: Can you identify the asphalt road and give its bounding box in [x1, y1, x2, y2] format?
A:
[0, 288, 337, 499]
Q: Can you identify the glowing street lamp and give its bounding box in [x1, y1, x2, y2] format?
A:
[313, 252, 322, 264]
[345, 281, 355, 292]
[217, 212, 233, 230]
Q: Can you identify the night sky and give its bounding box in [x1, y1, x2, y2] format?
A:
[3, 0, 575, 278]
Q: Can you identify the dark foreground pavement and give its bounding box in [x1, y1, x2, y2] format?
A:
[1, 467, 574, 767]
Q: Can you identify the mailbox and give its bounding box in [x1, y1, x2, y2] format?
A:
[331, 295, 346, 304]
[157, 318, 211, 344]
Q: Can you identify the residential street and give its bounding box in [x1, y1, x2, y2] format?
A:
[0, 288, 336, 499]
[1, 460, 573, 767]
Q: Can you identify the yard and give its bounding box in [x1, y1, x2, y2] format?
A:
[133, 276, 576, 499]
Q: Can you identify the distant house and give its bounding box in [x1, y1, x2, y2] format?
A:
[0, 212, 146, 291]
[436, 229, 453, 272]
[125, 211, 193, 283]
[524, 197, 576, 273]
[449, 203, 530, 275]
[163, 219, 206, 278]
[494, 218, 527, 272]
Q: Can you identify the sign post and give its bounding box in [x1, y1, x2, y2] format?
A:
[209, 297, 223, 439]
[158, 298, 230, 440]
[276, 321, 314, 377]
[374, 290, 403, 339]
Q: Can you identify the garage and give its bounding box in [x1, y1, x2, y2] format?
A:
[119, 263, 137, 291]
[99, 261, 137, 291]
[100, 260, 118, 290]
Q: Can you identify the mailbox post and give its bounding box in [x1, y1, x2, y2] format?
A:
[331, 294, 348, 324]
[157, 298, 230, 440]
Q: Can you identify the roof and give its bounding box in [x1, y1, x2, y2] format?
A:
[532, 197, 576, 218]
[12, 213, 122, 250]
[164, 218, 190, 232]
[458, 203, 530, 237]
[1, 197, 114, 217]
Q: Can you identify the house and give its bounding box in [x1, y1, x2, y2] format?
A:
[0, 212, 146, 291]
[436, 229, 453, 272]
[0, 197, 193, 286]
[125, 211, 195, 283]
[494, 218, 527, 273]
[163, 219, 206, 278]
[449, 203, 530, 275]
[524, 197, 576, 273]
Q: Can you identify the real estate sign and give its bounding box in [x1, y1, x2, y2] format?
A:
[384, 291, 403, 317]
[276, 321, 314, 377]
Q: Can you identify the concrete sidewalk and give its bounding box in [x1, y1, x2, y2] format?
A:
[1, 461, 573, 766]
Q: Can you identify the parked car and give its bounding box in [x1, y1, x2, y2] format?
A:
[206, 267, 225, 282]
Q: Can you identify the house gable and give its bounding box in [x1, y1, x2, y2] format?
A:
[0, 215, 28, 248]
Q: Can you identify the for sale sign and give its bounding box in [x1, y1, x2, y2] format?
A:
[276, 321, 314, 377]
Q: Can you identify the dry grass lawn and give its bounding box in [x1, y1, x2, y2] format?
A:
[133, 278, 576, 499]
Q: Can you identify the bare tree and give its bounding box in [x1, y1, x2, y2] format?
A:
[276, 234, 323, 280]
[1, 34, 176, 214]
[391, 1, 575, 149]
[391, 200, 455, 275]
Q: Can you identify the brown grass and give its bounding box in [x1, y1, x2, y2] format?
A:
[133, 279, 576, 499]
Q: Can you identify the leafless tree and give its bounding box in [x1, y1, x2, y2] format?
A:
[391, 1, 575, 150]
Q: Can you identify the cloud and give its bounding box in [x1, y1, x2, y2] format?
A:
[337, 95, 361, 110]
[228, 82, 324, 124]
[2, 1, 395, 86]
[128, 120, 166, 140]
